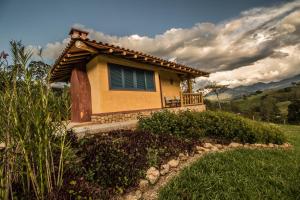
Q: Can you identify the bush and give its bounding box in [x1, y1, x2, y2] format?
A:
[138, 110, 286, 144]
[288, 99, 300, 124]
[69, 130, 198, 195]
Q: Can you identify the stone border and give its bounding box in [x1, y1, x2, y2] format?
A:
[119, 142, 292, 200]
[91, 105, 206, 124]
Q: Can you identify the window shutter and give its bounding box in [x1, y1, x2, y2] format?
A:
[145, 71, 155, 90]
[109, 63, 155, 91]
[124, 68, 134, 89]
[110, 65, 123, 88]
[136, 70, 146, 89]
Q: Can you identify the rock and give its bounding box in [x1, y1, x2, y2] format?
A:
[210, 146, 219, 152]
[125, 190, 142, 200]
[196, 146, 209, 152]
[0, 143, 5, 149]
[179, 153, 188, 161]
[168, 159, 179, 168]
[146, 167, 160, 184]
[135, 190, 142, 199]
[139, 179, 149, 191]
[160, 164, 170, 176]
[203, 143, 214, 149]
[243, 143, 250, 148]
[228, 142, 241, 148]
[268, 143, 275, 148]
[254, 143, 263, 147]
[283, 143, 291, 148]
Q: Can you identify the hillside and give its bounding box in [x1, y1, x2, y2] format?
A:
[205, 82, 300, 123]
[206, 74, 300, 101]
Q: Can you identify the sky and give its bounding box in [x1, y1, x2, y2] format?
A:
[0, 0, 299, 88]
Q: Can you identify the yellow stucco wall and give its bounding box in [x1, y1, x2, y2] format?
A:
[87, 55, 183, 114]
[159, 71, 181, 97]
[87, 55, 164, 114]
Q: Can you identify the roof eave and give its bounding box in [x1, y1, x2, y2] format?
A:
[49, 38, 209, 83]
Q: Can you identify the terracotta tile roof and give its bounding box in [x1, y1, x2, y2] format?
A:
[50, 29, 209, 82]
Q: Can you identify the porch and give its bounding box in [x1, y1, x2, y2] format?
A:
[163, 92, 204, 108]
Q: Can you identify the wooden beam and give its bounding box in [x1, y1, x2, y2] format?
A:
[114, 51, 127, 56]
[63, 57, 87, 62]
[54, 68, 72, 72]
[60, 60, 85, 65]
[75, 41, 98, 53]
[137, 56, 149, 62]
[101, 48, 114, 54]
[124, 53, 138, 59]
[67, 52, 90, 58]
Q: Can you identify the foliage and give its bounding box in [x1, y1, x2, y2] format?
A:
[0, 41, 70, 199]
[288, 99, 300, 124]
[28, 61, 52, 81]
[138, 110, 286, 144]
[159, 125, 300, 200]
[260, 95, 282, 122]
[205, 83, 300, 124]
[68, 130, 198, 195]
[204, 82, 229, 109]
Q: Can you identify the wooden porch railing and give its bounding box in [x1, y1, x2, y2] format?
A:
[180, 92, 203, 106]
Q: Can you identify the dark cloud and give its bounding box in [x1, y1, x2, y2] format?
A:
[30, 1, 300, 87]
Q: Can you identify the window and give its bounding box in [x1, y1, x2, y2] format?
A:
[108, 63, 155, 91]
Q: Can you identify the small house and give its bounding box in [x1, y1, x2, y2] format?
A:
[50, 28, 209, 123]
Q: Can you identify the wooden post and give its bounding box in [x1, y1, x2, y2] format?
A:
[70, 63, 92, 122]
[187, 78, 193, 93]
[180, 92, 183, 107]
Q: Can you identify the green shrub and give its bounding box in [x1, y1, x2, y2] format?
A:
[138, 110, 286, 144]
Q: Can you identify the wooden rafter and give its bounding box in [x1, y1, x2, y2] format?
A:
[63, 57, 87, 62]
[75, 41, 98, 53]
[66, 52, 91, 58]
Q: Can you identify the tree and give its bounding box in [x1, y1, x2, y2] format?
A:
[28, 61, 51, 81]
[204, 82, 228, 110]
[0, 42, 51, 92]
[260, 95, 281, 122]
[288, 100, 300, 124]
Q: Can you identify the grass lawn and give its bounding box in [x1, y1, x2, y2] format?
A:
[159, 125, 300, 200]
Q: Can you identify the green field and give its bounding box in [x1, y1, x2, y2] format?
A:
[159, 125, 300, 200]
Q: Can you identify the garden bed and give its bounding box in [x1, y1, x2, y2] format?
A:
[57, 130, 200, 199]
[1, 111, 288, 199]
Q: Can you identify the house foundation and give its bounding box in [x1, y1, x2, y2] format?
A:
[91, 105, 206, 124]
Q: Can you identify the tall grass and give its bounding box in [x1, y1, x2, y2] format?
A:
[0, 41, 70, 199]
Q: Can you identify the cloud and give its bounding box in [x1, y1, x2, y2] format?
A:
[30, 1, 300, 87]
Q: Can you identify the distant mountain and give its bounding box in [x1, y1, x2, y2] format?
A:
[207, 74, 300, 100]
